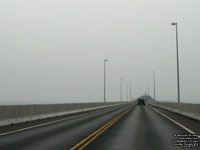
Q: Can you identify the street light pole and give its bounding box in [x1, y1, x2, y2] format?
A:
[127, 85, 128, 102]
[171, 22, 180, 103]
[120, 78, 122, 102]
[130, 83, 131, 101]
[145, 88, 147, 100]
[104, 59, 108, 102]
[148, 82, 150, 101]
[152, 71, 156, 101]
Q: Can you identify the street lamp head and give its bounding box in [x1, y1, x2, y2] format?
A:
[104, 59, 108, 61]
[171, 22, 177, 25]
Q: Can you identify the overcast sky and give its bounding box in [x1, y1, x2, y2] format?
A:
[0, 0, 199, 105]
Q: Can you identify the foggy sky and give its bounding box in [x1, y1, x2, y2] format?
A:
[0, 0, 200, 104]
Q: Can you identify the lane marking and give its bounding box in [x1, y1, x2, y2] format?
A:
[70, 108, 131, 150]
[71, 113, 122, 150]
[149, 106, 200, 139]
[78, 111, 128, 150]
[0, 113, 88, 136]
[70, 106, 133, 150]
[0, 106, 117, 136]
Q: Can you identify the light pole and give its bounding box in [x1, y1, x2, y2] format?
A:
[148, 82, 150, 101]
[127, 85, 128, 102]
[152, 71, 156, 101]
[145, 88, 147, 100]
[171, 22, 180, 103]
[104, 59, 108, 102]
[120, 78, 123, 102]
[130, 83, 131, 101]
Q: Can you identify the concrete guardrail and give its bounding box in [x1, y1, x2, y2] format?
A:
[147, 101, 200, 121]
[0, 102, 128, 127]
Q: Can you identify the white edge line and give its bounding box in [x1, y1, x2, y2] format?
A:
[149, 106, 200, 139]
[0, 103, 125, 136]
[0, 113, 87, 136]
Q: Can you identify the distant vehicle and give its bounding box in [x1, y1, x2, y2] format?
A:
[137, 98, 145, 106]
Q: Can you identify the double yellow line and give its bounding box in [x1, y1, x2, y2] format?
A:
[70, 106, 133, 150]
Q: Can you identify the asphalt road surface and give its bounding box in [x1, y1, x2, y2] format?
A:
[0, 103, 199, 150]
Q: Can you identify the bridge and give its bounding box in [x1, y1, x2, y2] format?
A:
[0, 101, 199, 150]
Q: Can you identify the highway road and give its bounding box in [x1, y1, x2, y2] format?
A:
[0, 103, 199, 150]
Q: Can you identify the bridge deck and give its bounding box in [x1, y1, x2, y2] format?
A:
[0, 103, 199, 150]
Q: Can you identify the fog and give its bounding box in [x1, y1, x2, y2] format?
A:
[0, 0, 199, 104]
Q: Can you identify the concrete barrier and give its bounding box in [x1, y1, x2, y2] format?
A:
[147, 101, 200, 121]
[0, 102, 127, 127]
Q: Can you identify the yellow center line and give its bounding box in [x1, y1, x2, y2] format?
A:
[70, 106, 133, 150]
[70, 113, 122, 150]
[78, 110, 129, 150]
